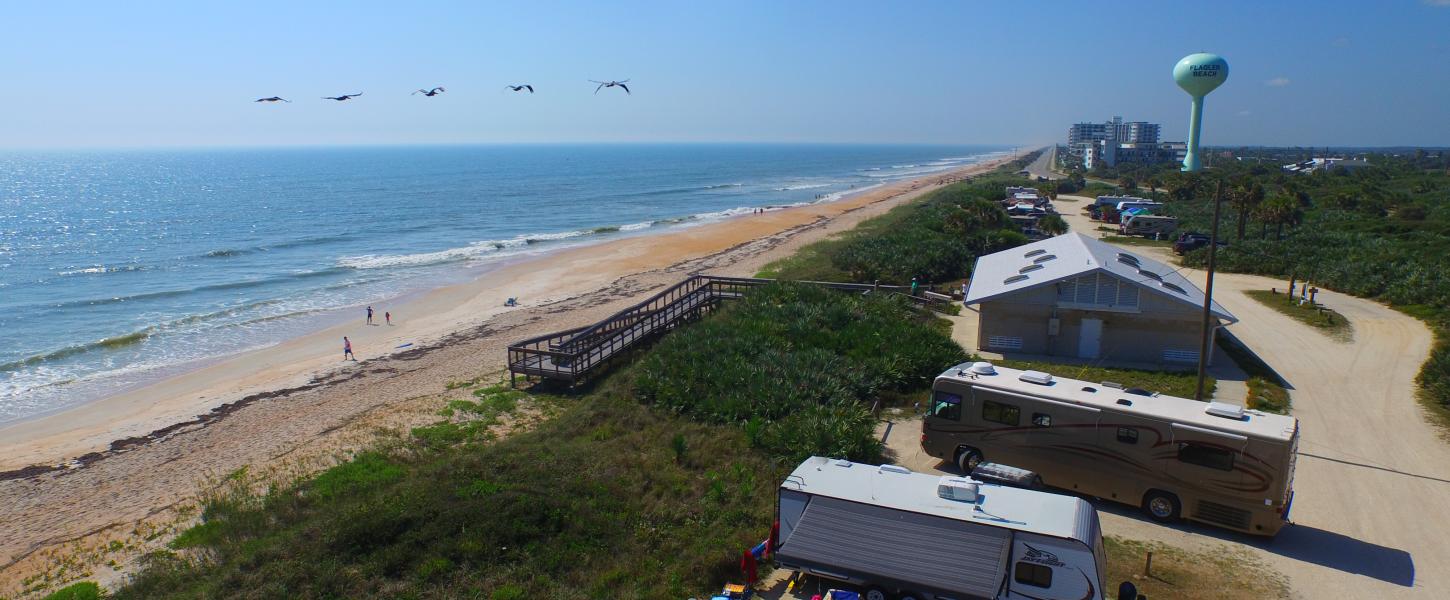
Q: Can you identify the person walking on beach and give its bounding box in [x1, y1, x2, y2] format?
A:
[385, 311, 392, 326]
[343, 336, 355, 361]
[366, 306, 374, 325]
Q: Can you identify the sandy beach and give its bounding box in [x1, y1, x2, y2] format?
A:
[0, 154, 1018, 593]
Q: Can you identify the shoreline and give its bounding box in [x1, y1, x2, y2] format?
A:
[0, 154, 1019, 475]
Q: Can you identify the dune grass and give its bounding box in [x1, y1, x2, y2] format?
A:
[1244, 289, 1352, 342]
[1105, 536, 1288, 600]
[111, 283, 960, 598]
[113, 396, 783, 600]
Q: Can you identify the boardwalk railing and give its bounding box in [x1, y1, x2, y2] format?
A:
[507, 275, 940, 386]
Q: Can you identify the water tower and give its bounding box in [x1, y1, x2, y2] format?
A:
[1173, 53, 1229, 172]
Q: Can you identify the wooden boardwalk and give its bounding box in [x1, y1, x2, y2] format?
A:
[507, 275, 934, 386]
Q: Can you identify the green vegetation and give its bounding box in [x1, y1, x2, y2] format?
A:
[634, 282, 967, 463]
[113, 396, 780, 600]
[114, 281, 960, 598]
[1105, 536, 1288, 600]
[992, 358, 1212, 399]
[759, 174, 1029, 286]
[1244, 289, 1352, 342]
[41, 582, 102, 600]
[1215, 331, 1293, 415]
[1100, 235, 1173, 248]
[1079, 149, 1450, 421]
[1246, 377, 1291, 414]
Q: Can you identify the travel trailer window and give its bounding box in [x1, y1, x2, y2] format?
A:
[1014, 561, 1053, 588]
[1032, 412, 1052, 427]
[1116, 427, 1139, 444]
[930, 391, 962, 420]
[982, 400, 1020, 426]
[1177, 442, 1235, 471]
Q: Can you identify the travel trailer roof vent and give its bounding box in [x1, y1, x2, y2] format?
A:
[878, 464, 912, 475]
[937, 476, 981, 503]
[1205, 401, 1247, 420]
[1019, 370, 1054, 385]
[968, 361, 997, 376]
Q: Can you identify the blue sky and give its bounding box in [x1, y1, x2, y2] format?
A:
[3, 0, 1448, 148]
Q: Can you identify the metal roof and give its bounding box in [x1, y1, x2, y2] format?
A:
[964, 233, 1237, 323]
[936, 362, 1299, 442]
[780, 456, 1097, 542]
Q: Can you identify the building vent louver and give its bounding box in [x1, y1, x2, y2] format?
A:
[1161, 282, 1188, 294]
[1025, 248, 1047, 258]
[1019, 264, 1044, 274]
[1033, 254, 1058, 264]
[1004, 274, 1029, 284]
[1138, 269, 1163, 280]
[1117, 252, 1141, 266]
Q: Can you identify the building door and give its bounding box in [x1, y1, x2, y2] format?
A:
[1078, 318, 1103, 359]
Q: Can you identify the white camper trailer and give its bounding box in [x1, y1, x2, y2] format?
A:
[774, 457, 1109, 600]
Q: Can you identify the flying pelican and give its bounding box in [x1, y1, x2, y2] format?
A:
[506, 84, 534, 93]
[412, 87, 445, 96]
[323, 93, 363, 101]
[255, 96, 290, 103]
[590, 79, 630, 95]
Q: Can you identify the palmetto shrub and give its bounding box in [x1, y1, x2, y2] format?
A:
[632, 282, 968, 463]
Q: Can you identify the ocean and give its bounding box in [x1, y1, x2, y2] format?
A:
[0, 143, 1009, 424]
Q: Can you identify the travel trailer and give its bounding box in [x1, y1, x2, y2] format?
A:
[921, 362, 1299, 536]
[774, 456, 1113, 600]
[1120, 214, 1178, 237]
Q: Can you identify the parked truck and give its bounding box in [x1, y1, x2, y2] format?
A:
[773, 456, 1115, 600]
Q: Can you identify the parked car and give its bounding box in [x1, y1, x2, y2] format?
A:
[1173, 232, 1228, 255]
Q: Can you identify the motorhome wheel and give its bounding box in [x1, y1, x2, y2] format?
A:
[1144, 490, 1181, 522]
[864, 586, 889, 600]
[955, 448, 983, 474]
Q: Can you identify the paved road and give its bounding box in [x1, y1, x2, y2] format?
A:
[887, 199, 1450, 598]
[1022, 145, 1062, 181]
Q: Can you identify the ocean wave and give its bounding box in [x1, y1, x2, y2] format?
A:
[700, 183, 744, 190]
[58, 264, 147, 276]
[0, 330, 151, 373]
[33, 268, 350, 312]
[774, 183, 833, 191]
[202, 248, 250, 258]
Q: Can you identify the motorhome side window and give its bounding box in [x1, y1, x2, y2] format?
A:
[982, 400, 1020, 426]
[930, 391, 962, 420]
[1177, 442, 1235, 471]
[1014, 561, 1052, 588]
[1116, 427, 1139, 444]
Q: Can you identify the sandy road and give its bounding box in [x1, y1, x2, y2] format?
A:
[885, 196, 1450, 598]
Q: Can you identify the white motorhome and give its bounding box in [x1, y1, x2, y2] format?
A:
[1120, 214, 1178, 237]
[774, 456, 1111, 600]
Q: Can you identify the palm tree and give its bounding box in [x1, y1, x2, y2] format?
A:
[1227, 179, 1265, 241]
[1038, 213, 1068, 236]
[1256, 194, 1302, 240]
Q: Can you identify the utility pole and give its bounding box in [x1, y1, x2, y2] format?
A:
[1195, 179, 1224, 401]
